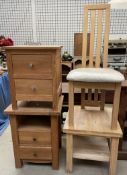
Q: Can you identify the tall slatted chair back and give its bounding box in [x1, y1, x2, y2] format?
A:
[81, 4, 110, 110]
[64, 4, 124, 173]
[82, 4, 110, 68]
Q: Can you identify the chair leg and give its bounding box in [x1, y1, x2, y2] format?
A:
[66, 134, 73, 173]
[109, 138, 119, 175]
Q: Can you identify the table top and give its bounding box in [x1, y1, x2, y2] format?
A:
[4, 96, 63, 116]
[63, 105, 122, 138]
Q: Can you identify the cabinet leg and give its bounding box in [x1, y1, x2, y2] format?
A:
[10, 115, 23, 168]
[58, 114, 62, 148]
[51, 115, 59, 170]
[109, 138, 119, 175]
[15, 159, 23, 168]
[66, 134, 73, 173]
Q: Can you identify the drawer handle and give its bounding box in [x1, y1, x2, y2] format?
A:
[28, 63, 34, 68]
[31, 86, 37, 92]
[33, 138, 37, 142]
[33, 153, 37, 157]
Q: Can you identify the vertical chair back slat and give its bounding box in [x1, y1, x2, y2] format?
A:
[89, 10, 96, 67]
[82, 7, 88, 67]
[103, 7, 110, 68]
[81, 4, 110, 110]
[96, 10, 103, 68]
[94, 89, 99, 103]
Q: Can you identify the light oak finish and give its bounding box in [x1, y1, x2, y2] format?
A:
[82, 7, 88, 67]
[18, 117, 51, 146]
[75, 81, 116, 90]
[63, 106, 122, 138]
[51, 114, 60, 169]
[81, 4, 110, 110]
[96, 10, 103, 68]
[62, 81, 127, 160]
[19, 146, 52, 161]
[5, 45, 62, 49]
[5, 45, 63, 169]
[5, 95, 63, 116]
[89, 10, 96, 67]
[112, 84, 121, 129]
[5, 96, 63, 169]
[63, 4, 123, 175]
[69, 82, 74, 127]
[103, 7, 110, 68]
[19, 131, 51, 146]
[10, 115, 23, 168]
[109, 138, 119, 175]
[73, 81, 121, 129]
[73, 136, 109, 162]
[100, 90, 105, 110]
[6, 45, 62, 109]
[12, 54, 53, 79]
[66, 134, 73, 173]
[85, 4, 110, 10]
[82, 5, 110, 67]
[14, 79, 53, 101]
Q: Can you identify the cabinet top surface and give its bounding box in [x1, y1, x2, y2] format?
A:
[5, 45, 63, 50]
[4, 96, 63, 116]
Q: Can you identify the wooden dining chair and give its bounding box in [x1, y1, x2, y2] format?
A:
[63, 4, 124, 175]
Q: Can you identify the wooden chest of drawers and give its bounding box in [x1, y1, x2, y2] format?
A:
[5, 45, 62, 109]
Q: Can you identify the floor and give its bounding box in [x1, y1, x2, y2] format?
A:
[0, 125, 127, 175]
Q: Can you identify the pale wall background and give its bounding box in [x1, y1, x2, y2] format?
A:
[0, 0, 127, 55]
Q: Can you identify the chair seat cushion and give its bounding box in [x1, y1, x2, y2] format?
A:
[67, 68, 125, 83]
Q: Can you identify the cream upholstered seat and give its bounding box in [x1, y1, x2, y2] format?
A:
[67, 68, 124, 83]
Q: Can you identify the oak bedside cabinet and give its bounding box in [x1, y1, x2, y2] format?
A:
[5, 45, 63, 170]
[5, 45, 62, 110]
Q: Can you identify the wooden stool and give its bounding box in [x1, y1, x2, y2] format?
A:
[63, 68, 124, 174]
[63, 4, 125, 175]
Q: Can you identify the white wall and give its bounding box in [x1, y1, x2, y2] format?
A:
[0, 0, 127, 55]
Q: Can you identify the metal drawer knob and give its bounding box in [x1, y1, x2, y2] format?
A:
[33, 153, 37, 157]
[33, 138, 37, 142]
[28, 63, 33, 68]
[31, 86, 37, 92]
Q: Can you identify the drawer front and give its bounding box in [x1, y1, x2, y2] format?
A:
[12, 54, 53, 79]
[19, 131, 51, 146]
[19, 146, 52, 160]
[14, 79, 53, 101]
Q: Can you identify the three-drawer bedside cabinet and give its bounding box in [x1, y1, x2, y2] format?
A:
[5, 45, 63, 170]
